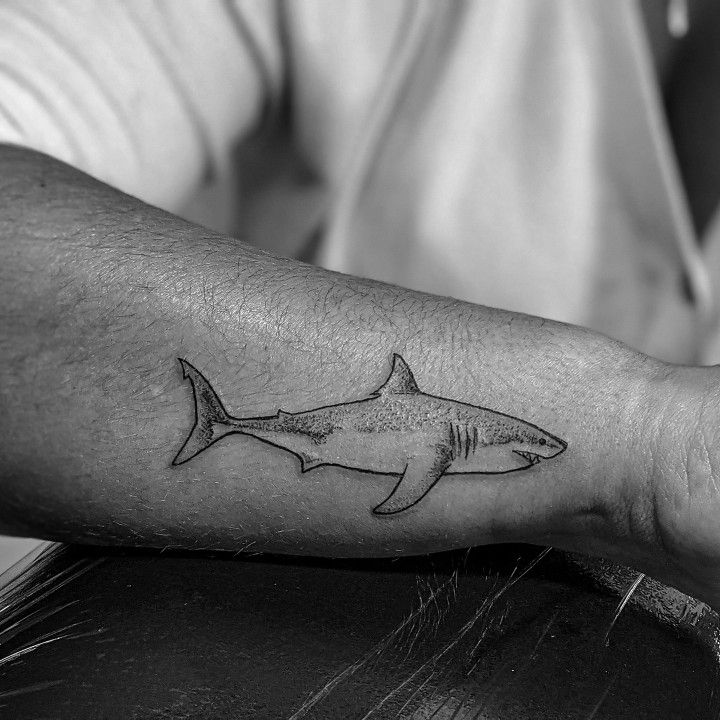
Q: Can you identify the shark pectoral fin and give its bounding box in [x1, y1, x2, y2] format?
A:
[373, 451, 451, 515]
[299, 454, 323, 473]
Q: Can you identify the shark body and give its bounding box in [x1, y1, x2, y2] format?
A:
[173, 355, 566, 514]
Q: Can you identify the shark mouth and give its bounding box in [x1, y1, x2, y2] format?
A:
[514, 450, 541, 466]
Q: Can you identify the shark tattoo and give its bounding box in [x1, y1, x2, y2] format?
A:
[173, 354, 567, 515]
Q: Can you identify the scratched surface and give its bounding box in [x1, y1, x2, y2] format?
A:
[0, 544, 718, 719]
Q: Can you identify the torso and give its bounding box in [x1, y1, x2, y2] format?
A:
[640, 0, 720, 235]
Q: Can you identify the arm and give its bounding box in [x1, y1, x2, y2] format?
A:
[2, 145, 718, 607]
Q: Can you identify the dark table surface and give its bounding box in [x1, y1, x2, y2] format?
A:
[0, 543, 717, 719]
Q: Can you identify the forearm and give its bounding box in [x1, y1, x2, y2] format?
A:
[0, 146, 686, 580]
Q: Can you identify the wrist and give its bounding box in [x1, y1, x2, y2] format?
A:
[622, 364, 720, 605]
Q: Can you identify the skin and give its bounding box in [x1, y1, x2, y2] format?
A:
[2, 145, 720, 610]
[172, 355, 567, 514]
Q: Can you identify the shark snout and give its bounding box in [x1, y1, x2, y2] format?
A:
[540, 435, 567, 457]
[534, 435, 567, 460]
[513, 432, 567, 467]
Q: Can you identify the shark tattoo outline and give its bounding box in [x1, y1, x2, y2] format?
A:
[173, 354, 567, 515]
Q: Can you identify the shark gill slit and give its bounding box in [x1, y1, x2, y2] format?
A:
[451, 423, 465, 461]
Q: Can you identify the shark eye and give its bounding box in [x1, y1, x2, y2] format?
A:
[539, 438, 546, 445]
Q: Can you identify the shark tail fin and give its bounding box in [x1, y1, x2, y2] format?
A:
[173, 359, 233, 465]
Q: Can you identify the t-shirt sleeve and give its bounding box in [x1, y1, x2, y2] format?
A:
[0, 0, 282, 211]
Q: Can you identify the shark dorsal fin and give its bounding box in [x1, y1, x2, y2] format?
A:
[373, 354, 420, 396]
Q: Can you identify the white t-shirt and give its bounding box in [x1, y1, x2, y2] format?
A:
[1, 0, 717, 362]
